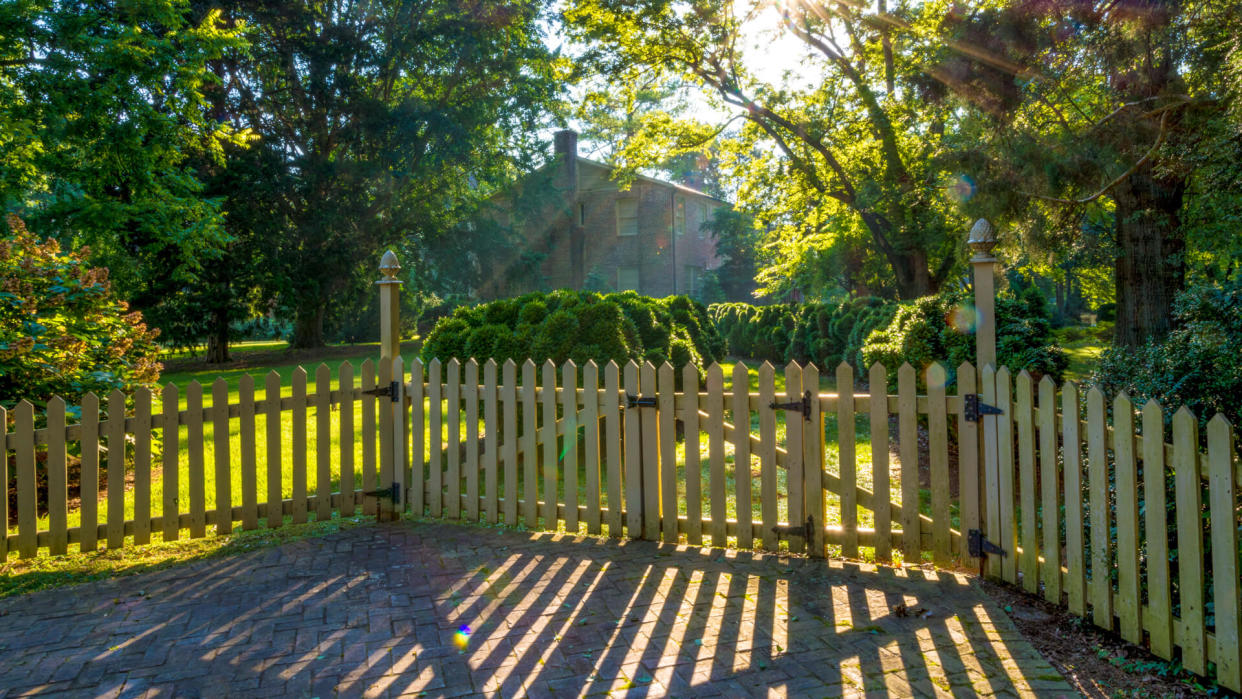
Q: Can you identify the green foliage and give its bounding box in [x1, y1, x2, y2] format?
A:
[0, 216, 161, 412]
[0, 0, 250, 354]
[212, 0, 566, 347]
[861, 286, 1067, 385]
[709, 298, 896, 368]
[420, 290, 722, 369]
[1093, 279, 1242, 424]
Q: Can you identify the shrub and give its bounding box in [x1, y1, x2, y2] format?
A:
[708, 298, 897, 368]
[1093, 280, 1242, 424]
[0, 215, 162, 413]
[861, 286, 1067, 386]
[420, 290, 723, 369]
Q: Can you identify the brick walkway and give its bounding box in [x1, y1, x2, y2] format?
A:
[0, 523, 1075, 697]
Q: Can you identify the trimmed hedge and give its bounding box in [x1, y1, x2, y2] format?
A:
[709, 298, 897, 368]
[420, 290, 724, 368]
[861, 286, 1068, 386]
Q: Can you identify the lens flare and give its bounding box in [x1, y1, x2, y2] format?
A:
[947, 303, 978, 335]
[453, 626, 471, 650]
[947, 174, 977, 203]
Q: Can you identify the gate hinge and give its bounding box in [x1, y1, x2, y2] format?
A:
[363, 381, 401, 402]
[968, 529, 1007, 559]
[626, 394, 658, 409]
[365, 482, 401, 502]
[770, 390, 813, 421]
[963, 394, 1003, 422]
[772, 515, 815, 543]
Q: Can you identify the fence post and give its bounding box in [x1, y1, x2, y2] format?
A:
[378, 250, 402, 361]
[969, 219, 1001, 577]
[377, 250, 403, 520]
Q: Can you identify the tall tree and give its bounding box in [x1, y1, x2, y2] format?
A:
[0, 0, 250, 349]
[937, 0, 1240, 346]
[565, 0, 969, 299]
[213, 0, 564, 348]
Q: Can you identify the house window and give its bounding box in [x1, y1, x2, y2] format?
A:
[697, 203, 711, 238]
[674, 196, 686, 237]
[616, 199, 638, 237]
[579, 203, 586, 226]
[683, 265, 701, 296]
[618, 266, 640, 291]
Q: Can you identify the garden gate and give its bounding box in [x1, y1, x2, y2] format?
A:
[5, 222, 1242, 690]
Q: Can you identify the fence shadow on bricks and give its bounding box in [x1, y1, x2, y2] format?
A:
[0, 524, 1071, 696]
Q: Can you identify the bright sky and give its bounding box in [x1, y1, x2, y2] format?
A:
[542, 1, 824, 162]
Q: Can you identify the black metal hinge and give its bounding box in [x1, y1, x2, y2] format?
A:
[363, 381, 401, 402]
[365, 482, 402, 502]
[626, 394, 658, 409]
[963, 394, 1004, 422]
[772, 515, 815, 542]
[968, 529, 1007, 559]
[770, 390, 813, 421]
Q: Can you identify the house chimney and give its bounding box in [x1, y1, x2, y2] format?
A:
[554, 129, 584, 287]
[554, 129, 578, 158]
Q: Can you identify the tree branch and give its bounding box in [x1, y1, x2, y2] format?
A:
[1021, 109, 1172, 205]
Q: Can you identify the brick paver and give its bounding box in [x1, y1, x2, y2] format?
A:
[0, 523, 1076, 697]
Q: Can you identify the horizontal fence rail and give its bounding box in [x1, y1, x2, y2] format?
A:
[4, 355, 1241, 691]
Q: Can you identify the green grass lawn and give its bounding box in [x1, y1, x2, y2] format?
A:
[1053, 322, 1112, 382]
[9, 348, 938, 574]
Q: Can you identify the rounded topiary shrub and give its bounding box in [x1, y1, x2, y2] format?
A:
[420, 290, 723, 369]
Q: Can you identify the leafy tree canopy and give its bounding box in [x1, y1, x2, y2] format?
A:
[0, 0, 250, 323]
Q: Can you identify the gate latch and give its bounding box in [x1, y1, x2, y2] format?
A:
[363, 381, 401, 402]
[963, 394, 1003, 422]
[626, 394, 658, 409]
[967, 529, 1007, 559]
[772, 515, 815, 543]
[770, 390, 813, 421]
[365, 482, 402, 502]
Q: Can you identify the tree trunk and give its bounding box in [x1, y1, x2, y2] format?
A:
[1112, 164, 1187, 348]
[292, 304, 326, 349]
[889, 247, 934, 299]
[205, 305, 230, 363]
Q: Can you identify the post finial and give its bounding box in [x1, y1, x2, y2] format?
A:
[967, 218, 998, 258]
[378, 250, 401, 281]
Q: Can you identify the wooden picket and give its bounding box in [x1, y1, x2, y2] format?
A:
[106, 391, 126, 549]
[683, 363, 704, 546]
[1036, 376, 1059, 605]
[464, 359, 480, 522]
[5, 354, 1241, 693]
[501, 360, 518, 526]
[837, 362, 857, 559]
[1015, 371, 1037, 593]
[79, 394, 99, 553]
[732, 362, 753, 550]
[1141, 399, 1173, 659]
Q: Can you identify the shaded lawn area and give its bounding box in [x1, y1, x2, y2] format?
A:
[1052, 322, 1112, 383]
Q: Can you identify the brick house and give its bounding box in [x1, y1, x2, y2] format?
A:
[477, 130, 728, 299]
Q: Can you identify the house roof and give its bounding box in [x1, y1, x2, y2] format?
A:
[575, 157, 729, 204]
